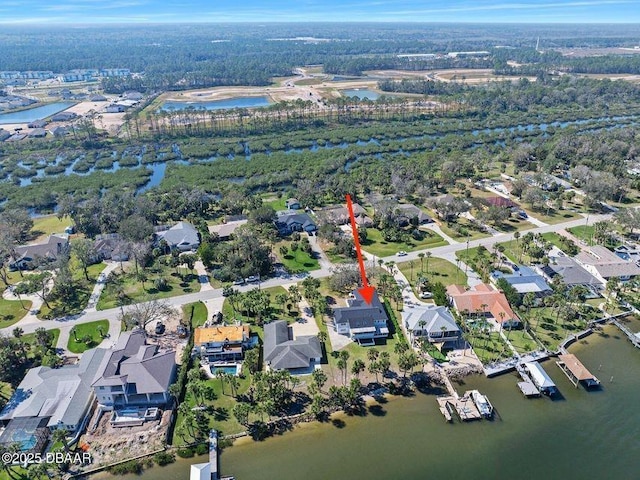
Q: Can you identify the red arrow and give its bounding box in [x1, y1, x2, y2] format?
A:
[346, 194, 376, 305]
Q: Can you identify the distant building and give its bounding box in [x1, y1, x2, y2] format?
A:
[27, 128, 47, 138]
[263, 320, 322, 372]
[105, 104, 126, 113]
[208, 219, 248, 241]
[27, 119, 48, 129]
[394, 203, 433, 225]
[10, 234, 69, 270]
[316, 203, 373, 227]
[94, 233, 129, 262]
[491, 265, 552, 298]
[575, 245, 640, 283]
[537, 255, 602, 289]
[285, 198, 301, 210]
[50, 111, 78, 122]
[333, 290, 389, 345]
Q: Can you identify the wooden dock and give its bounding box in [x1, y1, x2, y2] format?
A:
[435, 369, 484, 422]
[556, 354, 600, 389]
[611, 318, 640, 349]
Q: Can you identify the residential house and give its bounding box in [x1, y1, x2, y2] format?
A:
[485, 196, 519, 209]
[285, 198, 301, 210]
[275, 211, 317, 235]
[92, 329, 176, 410]
[123, 91, 144, 101]
[155, 221, 200, 251]
[447, 283, 521, 328]
[263, 320, 322, 372]
[316, 203, 373, 227]
[50, 111, 78, 122]
[28, 128, 47, 138]
[105, 104, 126, 113]
[89, 94, 108, 102]
[615, 244, 640, 264]
[194, 325, 251, 364]
[575, 245, 640, 283]
[402, 305, 461, 345]
[394, 203, 433, 225]
[537, 255, 602, 290]
[429, 194, 468, 221]
[491, 265, 552, 298]
[333, 290, 389, 345]
[10, 234, 69, 270]
[208, 219, 248, 241]
[94, 233, 129, 261]
[27, 119, 48, 129]
[0, 348, 108, 447]
[0, 129, 11, 142]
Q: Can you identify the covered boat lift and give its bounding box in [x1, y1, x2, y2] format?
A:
[556, 354, 600, 389]
[523, 362, 558, 396]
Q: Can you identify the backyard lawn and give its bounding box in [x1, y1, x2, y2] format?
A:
[361, 228, 447, 257]
[397, 257, 467, 294]
[182, 301, 209, 328]
[276, 241, 320, 273]
[467, 331, 511, 363]
[30, 214, 74, 241]
[504, 328, 539, 354]
[67, 320, 110, 353]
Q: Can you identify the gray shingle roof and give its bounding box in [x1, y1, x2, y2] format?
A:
[402, 305, 460, 335]
[92, 330, 176, 395]
[493, 266, 552, 294]
[0, 348, 107, 430]
[263, 321, 321, 370]
[538, 257, 600, 286]
[157, 221, 200, 248]
[333, 290, 387, 330]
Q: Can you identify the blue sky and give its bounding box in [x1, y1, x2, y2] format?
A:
[0, 0, 638, 24]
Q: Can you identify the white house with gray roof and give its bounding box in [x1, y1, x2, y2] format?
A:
[333, 291, 389, 346]
[155, 221, 200, 252]
[402, 305, 461, 345]
[92, 330, 176, 410]
[575, 245, 640, 283]
[0, 348, 107, 438]
[263, 320, 322, 373]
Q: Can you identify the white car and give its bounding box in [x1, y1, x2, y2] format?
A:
[397, 251, 407, 257]
[419, 292, 433, 299]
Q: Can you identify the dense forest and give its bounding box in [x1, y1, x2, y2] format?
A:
[2, 24, 640, 91]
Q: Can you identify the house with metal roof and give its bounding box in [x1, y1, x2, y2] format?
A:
[491, 265, 552, 298]
[537, 255, 602, 289]
[0, 348, 108, 442]
[92, 330, 176, 410]
[575, 245, 640, 283]
[402, 305, 461, 345]
[263, 320, 322, 372]
[333, 290, 389, 345]
[155, 221, 200, 252]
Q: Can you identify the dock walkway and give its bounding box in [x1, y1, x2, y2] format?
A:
[484, 350, 550, 377]
[611, 318, 640, 349]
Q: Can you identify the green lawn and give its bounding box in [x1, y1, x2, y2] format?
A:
[523, 306, 599, 352]
[222, 286, 297, 324]
[276, 242, 320, 273]
[504, 328, 538, 354]
[361, 228, 447, 257]
[22, 328, 61, 350]
[262, 195, 287, 211]
[522, 208, 581, 225]
[438, 218, 490, 242]
[183, 301, 209, 328]
[467, 331, 511, 364]
[30, 214, 73, 242]
[567, 225, 595, 245]
[494, 216, 536, 233]
[397, 257, 467, 294]
[97, 259, 200, 310]
[0, 297, 32, 329]
[67, 320, 110, 353]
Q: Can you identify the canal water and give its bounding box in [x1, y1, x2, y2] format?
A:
[0, 102, 76, 124]
[160, 97, 271, 112]
[341, 89, 380, 100]
[96, 326, 639, 480]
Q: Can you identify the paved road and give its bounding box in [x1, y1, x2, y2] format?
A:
[1, 213, 610, 345]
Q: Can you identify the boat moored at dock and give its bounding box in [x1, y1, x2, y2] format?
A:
[469, 390, 494, 418]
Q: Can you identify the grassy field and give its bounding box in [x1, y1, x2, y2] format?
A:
[22, 328, 61, 350]
[222, 286, 297, 324]
[467, 331, 511, 363]
[522, 208, 581, 225]
[182, 301, 209, 328]
[30, 214, 73, 241]
[67, 320, 110, 353]
[262, 195, 287, 211]
[567, 225, 595, 244]
[361, 228, 447, 257]
[438, 218, 490, 242]
[504, 328, 538, 353]
[275, 241, 320, 273]
[0, 297, 32, 329]
[97, 259, 200, 310]
[397, 257, 467, 293]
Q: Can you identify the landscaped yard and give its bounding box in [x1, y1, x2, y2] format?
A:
[276, 241, 320, 273]
[521, 208, 581, 225]
[567, 225, 595, 245]
[22, 328, 61, 351]
[222, 286, 298, 325]
[0, 297, 32, 329]
[361, 228, 447, 257]
[97, 259, 200, 310]
[438, 217, 490, 242]
[182, 301, 209, 328]
[504, 328, 538, 353]
[467, 331, 511, 363]
[67, 320, 110, 353]
[397, 257, 467, 294]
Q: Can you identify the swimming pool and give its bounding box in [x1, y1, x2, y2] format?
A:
[212, 365, 239, 376]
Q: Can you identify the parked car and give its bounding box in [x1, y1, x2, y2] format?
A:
[155, 322, 165, 335]
[419, 292, 433, 299]
[397, 251, 407, 257]
[233, 278, 245, 285]
[245, 275, 259, 283]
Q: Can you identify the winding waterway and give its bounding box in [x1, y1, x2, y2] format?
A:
[0, 102, 76, 124]
[96, 326, 640, 480]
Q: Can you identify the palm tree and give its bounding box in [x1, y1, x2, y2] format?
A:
[51, 428, 70, 452]
[418, 252, 425, 272]
[425, 252, 432, 277]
